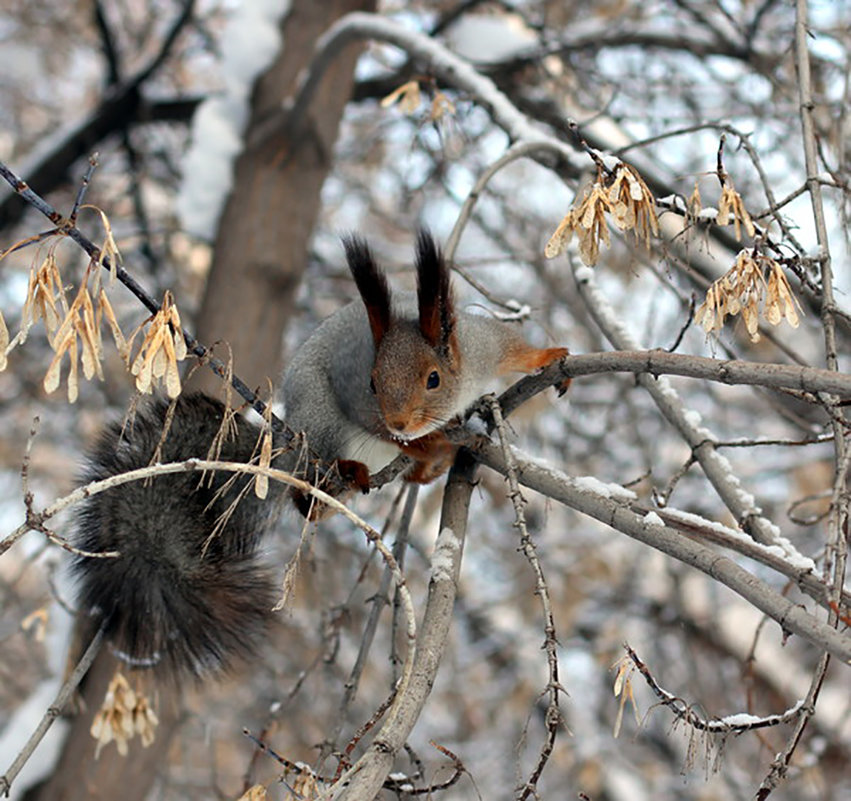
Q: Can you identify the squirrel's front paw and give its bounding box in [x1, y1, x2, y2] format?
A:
[334, 459, 372, 494]
[397, 432, 458, 484]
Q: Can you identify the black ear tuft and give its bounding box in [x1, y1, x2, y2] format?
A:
[343, 234, 392, 348]
[415, 229, 454, 350]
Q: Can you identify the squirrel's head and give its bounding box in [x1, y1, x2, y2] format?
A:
[344, 231, 460, 441]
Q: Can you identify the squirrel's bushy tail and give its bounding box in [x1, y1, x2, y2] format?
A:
[72, 394, 281, 678]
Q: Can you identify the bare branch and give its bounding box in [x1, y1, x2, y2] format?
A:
[487, 396, 564, 800]
[569, 252, 799, 548]
[326, 452, 476, 800]
[624, 644, 805, 734]
[271, 12, 584, 176]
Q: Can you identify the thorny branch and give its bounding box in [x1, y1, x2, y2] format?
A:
[622, 644, 805, 733]
[243, 727, 466, 797]
[487, 396, 565, 801]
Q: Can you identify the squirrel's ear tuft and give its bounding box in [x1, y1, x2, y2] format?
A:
[343, 234, 392, 348]
[415, 229, 455, 352]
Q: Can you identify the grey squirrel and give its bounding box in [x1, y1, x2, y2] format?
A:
[71, 231, 567, 678]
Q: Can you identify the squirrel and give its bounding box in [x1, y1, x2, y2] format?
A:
[71, 231, 567, 678]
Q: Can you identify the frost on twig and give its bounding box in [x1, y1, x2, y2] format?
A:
[616, 644, 804, 777]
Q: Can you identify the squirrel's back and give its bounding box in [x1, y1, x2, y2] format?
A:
[72, 393, 281, 677]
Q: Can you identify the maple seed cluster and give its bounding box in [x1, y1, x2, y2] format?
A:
[695, 249, 801, 342]
[545, 161, 660, 266]
[688, 177, 800, 341]
[129, 290, 187, 397]
[0, 207, 188, 400]
[14, 241, 125, 403]
[716, 181, 755, 241]
[381, 79, 456, 123]
[90, 671, 159, 757]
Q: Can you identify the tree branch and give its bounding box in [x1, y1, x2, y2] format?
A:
[474, 441, 851, 664]
[327, 451, 476, 800]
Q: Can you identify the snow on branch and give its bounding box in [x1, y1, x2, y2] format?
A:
[619, 644, 805, 734]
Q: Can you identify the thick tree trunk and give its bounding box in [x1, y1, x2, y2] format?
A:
[191, 0, 376, 395]
[28, 1, 373, 798]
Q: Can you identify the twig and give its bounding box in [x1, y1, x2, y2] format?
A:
[335, 689, 398, 780]
[569, 251, 799, 548]
[665, 293, 695, 353]
[244, 727, 466, 796]
[754, 651, 829, 800]
[324, 452, 476, 800]
[651, 453, 696, 508]
[754, 5, 851, 797]
[93, 0, 122, 85]
[624, 644, 804, 733]
[277, 12, 583, 176]
[20, 416, 38, 511]
[486, 397, 564, 800]
[441, 138, 583, 310]
[385, 740, 466, 795]
[321, 485, 417, 768]
[69, 153, 99, 223]
[134, 0, 197, 86]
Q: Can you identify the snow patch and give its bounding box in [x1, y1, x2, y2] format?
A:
[683, 408, 703, 429]
[445, 14, 537, 63]
[573, 265, 595, 284]
[642, 511, 665, 528]
[661, 508, 816, 572]
[573, 475, 637, 501]
[431, 526, 461, 582]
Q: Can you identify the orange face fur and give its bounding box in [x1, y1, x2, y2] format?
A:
[371, 321, 459, 441]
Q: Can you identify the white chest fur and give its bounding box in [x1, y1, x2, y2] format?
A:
[341, 425, 403, 473]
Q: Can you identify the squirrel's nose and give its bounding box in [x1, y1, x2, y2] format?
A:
[384, 413, 409, 434]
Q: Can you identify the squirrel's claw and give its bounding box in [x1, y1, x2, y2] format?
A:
[335, 459, 372, 494]
[556, 377, 572, 397]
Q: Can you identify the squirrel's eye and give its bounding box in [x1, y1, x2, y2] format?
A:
[426, 370, 440, 390]
[369, 376, 377, 394]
